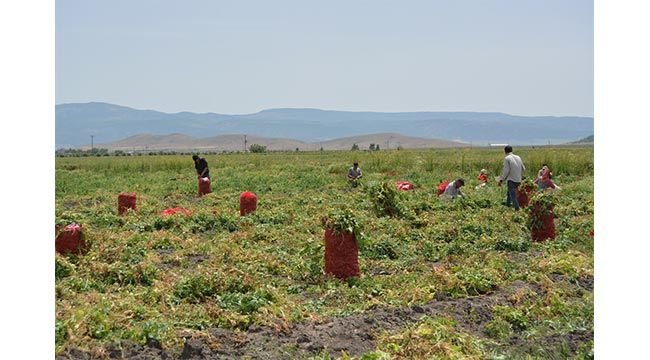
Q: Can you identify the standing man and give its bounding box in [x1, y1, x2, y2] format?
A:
[192, 155, 210, 179]
[498, 145, 525, 210]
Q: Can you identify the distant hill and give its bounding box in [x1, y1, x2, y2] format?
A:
[319, 133, 463, 150]
[93, 132, 466, 151]
[56, 102, 594, 148]
[566, 134, 594, 145]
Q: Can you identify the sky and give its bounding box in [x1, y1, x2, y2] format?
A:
[56, 0, 593, 116]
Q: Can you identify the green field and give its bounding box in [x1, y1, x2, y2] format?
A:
[55, 148, 594, 359]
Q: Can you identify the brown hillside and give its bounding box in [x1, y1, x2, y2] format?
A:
[93, 133, 466, 151]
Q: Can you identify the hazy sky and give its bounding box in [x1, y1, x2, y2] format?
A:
[56, 0, 593, 116]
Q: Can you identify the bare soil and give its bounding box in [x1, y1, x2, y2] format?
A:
[57, 280, 591, 359]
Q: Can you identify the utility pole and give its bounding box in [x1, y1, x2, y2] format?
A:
[91, 135, 94, 151]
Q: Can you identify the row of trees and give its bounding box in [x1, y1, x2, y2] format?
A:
[56, 143, 396, 157]
[351, 143, 381, 151]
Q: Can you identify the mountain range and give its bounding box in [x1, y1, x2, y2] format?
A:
[92, 133, 465, 152]
[55, 102, 594, 148]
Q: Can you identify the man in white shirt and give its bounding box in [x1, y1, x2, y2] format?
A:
[498, 145, 526, 210]
[443, 178, 465, 199]
[348, 162, 362, 180]
[347, 162, 362, 187]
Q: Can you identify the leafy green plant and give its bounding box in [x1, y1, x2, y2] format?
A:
[171, 274, 220, 304]
[367, 181, 401, 217]
[493, 237, 531, 252]
[320, 206, 363, 240]
[494, 306, 530, 331]
[365, 238, 399, 260]
[520, 178, 536, 192]
[55, 256, 75, 280]
[249, 144, 267, 153]
[452, 267, 497, 296]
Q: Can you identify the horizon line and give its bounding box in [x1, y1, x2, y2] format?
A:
[55, 101, 595, 119]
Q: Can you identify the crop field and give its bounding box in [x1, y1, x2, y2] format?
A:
[55, 147, 593, 359]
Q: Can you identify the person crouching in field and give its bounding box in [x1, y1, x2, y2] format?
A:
[475, 169, 489, 189]
[443, 178, 465, 199]
[498, 145, 526, 210]
[347, 162, 362, 187]
[192, 155, 210, 180]
[534, 164, 561, 190]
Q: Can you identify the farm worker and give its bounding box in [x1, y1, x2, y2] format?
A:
[443, 178, 465, 199]
[534, 164, 560, 190]
[475, 169, 488, 189]
[477, 169, 489, 183]
[192, 155, 210, 180]
[348, 162, 362, 180]
[498, 145, 526, 210]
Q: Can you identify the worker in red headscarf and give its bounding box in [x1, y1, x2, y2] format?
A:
[534, 164, 560, 190]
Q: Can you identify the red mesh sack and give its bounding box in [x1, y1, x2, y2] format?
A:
[516, 185, 535, 208]
[437, 180, 450, 196]
[530, 203, 556, 242]
[161, 207, 192, 216]
[516, 188, 530, 208]
[396, 181, 414, 191]
[198, 177, 212, 197]
[118, 193, 137, 215]
[240, 191, 258, 216]
[55, 223, 87, 255]
[324, 228, 360, 280]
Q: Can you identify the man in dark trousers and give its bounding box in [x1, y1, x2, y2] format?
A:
[192, 155, 210, 179]
[498, 145, 526, 210]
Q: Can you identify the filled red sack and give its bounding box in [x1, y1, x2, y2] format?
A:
[240, 191, 258, 216]
[437, 180, 450, 196]
[530, 203, 556, 242]
[55, 223, 87, 255]
[396, 181, 414, 191]
[198, 177, 212, 197]
[161, 207, 192, 217]
[324, 228, 360, 280]
[516, 188, 530, 208]
[118, 193, 137, 215]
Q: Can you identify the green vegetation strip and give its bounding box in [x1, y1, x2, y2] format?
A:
[56, 148, 593, 358]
